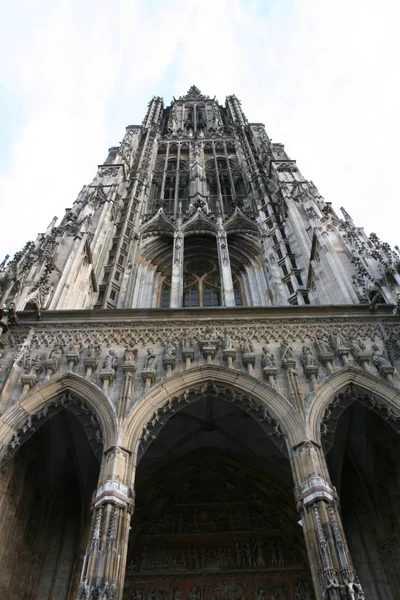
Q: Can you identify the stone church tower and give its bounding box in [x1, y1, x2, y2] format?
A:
[0, 86, 399, 600]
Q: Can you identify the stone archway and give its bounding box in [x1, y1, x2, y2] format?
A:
[0, 372, 117, 462]
[123, 368, 313, 600]
[123, 364, 303, 462]
[305, 366, 400, 445]
[0, 375, 116, 600]
[317, 377, 400, 599]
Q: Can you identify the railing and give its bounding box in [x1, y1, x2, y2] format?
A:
[145, 196, 254, 218]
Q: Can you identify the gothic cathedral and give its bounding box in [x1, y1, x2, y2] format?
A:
[0, 86, 399, 600]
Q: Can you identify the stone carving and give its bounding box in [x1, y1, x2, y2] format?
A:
[44, 343, 63, 375]
[162, 338, 177, 374]
[9, 319, 385, 351]
[280, 339, 295, 368]
[261, 345, 275, 369]
[255, 587, 265, 600]
[315, 337, 333, 357]
[301, 346, 319, 379]
[371, 344, 394, 378]
[142, 348, 158, 389]
[144, 348, 157, 371]
[100, 349, 118, 391]
[330, 330, 350, 363]
[261, 345, 277, 386]
[293, 580, 314, 600]
[222, 328, 234, 350]
[66, 336, 82, 369]
[102, 349, 118, 372]
[21, 351, 43, 391]
[123, 345, 138, 372]
[198, 326, 218, 362]
[270, 587, 287, 600]
[240, 337, 256, 372]
[349, 338, 370, 369]
[181, 333, 195, 365]
[222, 328, 236, 367]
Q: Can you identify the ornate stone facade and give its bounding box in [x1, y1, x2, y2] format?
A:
[0, 86, 399, 600]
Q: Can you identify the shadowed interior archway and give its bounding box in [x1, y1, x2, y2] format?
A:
[0, 393, 104, 600]
[320, 381, 400, 600]
[305, 366, 400, 445]
[123, 364, 303, 464]
[123, 371, 313, 600]
[0, 372, 117, 460]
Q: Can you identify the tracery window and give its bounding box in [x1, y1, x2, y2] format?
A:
[183, 259, 221, 308]
[148, 153, 189, 215]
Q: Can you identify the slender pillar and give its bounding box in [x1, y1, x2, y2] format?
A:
[290, 440, 365, 600]
[170, 219, 184, 308]
[76, 446, 134, 600]
[216, 218, 235, 307]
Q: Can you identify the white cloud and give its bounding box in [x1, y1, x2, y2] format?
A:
[0, 0, 399, 261]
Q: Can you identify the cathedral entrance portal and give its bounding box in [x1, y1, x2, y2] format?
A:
[323, 387, 400, 599]
[0, 399, 102, 600]
[125, 392, 313, 600]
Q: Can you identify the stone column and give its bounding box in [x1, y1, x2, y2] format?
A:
[76, 446, 134, 600]
[216, 219, 235, 307]
[170, 221, 184, 308]
[290, 441, 365, 600]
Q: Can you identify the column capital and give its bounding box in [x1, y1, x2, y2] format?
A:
[295, 476, 337, 508]
[92, 480, 135, 512]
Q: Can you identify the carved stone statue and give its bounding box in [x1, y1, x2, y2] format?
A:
[124, 345, 137, 363]
[204, 325, 217, 341]
[330, 330, 348, 350]
[48, 344, 63, 362]
[280, 339, 295, 364]
[294, 580, 313, 600]
[261, 345, 275, 368]
[316, 337, 331, 355]
[163, 339, 176, 359]
[240, 337, 254, 355]
[255, 587, 265, 600]
[188, 586, 202, 600]
[144, 348, 157, 371]
[222, 328, 233, 350]
[349, 338, 367, 356]
[301, 346, 318, 368]
[371, 344, 393, 375]
[171, 585, 181, 600]
[270, 586, 287, 600]
[182, 333, 194, 351]
[103, 349, 118, 372]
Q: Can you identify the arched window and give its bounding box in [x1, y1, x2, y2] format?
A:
[161, 287, 170, 308]
[233, 283, 243, 306]
[183, 256, 221, 308]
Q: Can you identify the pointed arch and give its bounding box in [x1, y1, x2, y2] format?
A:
[122, 364, 303, 466]
[0, 372, 117, 462]
[306, 366, 400, 444]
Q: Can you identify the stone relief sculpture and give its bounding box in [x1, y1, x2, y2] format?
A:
[349, 338, 367, 357]
[103, 349, 118, 372]
[280, 339, 294, 362]
[163, 338, 177, 359]
[371, 344, 394, 377]
[124, 345, 138, 364]
[144, 348, 157, 371]
[300, 346, 318, 369]
[261, 345, 275, 369]
[240, 338, 254, 355]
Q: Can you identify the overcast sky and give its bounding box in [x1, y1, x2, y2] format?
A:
[0, 0, 399, 261]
